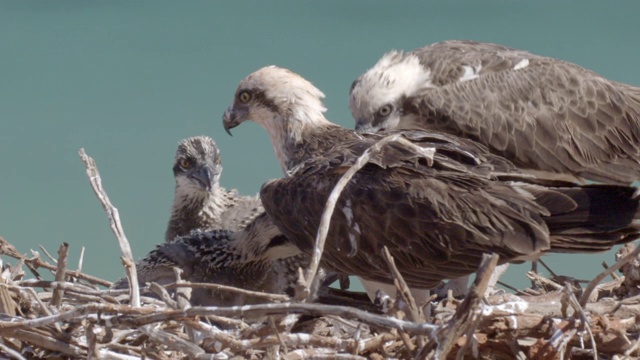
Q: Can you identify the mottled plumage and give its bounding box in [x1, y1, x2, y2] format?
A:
[114, 213, 306, 306]
[166, 136, 262, 242]
[223, 66, 640, 290]
[349, 40, 640, 184]
[114, 136, 310, 305]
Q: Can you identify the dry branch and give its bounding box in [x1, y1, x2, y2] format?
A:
[50, 242, 69, 308]
[1, 233, 639, 359]
[580, 243, 640, 306]
[0, 147, 638, 359]
[79, 148, 140, 308]
[164, 281, 290, 302]
[301, 134, 435, 300]
[0, 236, 111, 287]
[419, 253, 499, 359]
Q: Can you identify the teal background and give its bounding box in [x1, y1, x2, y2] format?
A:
[1, 1, 639, 290]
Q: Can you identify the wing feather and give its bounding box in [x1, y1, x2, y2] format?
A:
[260, 131, 551, 288]
[408, 41, 640, 183]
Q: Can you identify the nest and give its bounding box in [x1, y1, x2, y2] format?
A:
[0, 148, 639, 360]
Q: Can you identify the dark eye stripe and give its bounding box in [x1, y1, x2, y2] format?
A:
[249, 90, 281, 114]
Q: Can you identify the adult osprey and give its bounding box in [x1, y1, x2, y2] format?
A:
[349, 40, 640, 184]
[165, 136, 263, 242]
[223, 66, 640, 290]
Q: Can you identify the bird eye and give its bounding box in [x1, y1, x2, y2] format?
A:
[178, 158, 192, 169]
[238, 90, 251, 103]
[377, 104, 393, 118]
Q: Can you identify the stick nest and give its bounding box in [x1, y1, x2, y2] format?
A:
[0, 147, 639, 360]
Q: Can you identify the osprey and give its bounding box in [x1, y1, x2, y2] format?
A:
[165, 136, 263, 242]
[349, 40, 640, 184]
[223, 66, 640, 290]
[113, 213, 304, 306]
[115, 136, 313, 304]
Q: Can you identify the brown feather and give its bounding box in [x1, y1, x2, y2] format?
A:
[353, 40, 640, 184]
[260, 128, 640, 288]
[228, 65, 640, 290]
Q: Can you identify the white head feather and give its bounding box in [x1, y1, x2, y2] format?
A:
[349, 51, 434, 131]
[226, 66, 332, 174]
[240, 66, 328, 128]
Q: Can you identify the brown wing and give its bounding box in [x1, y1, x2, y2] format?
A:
[409, 41, 640, 184]
[260, 131, 552, 289]
[412, 40, 543, 86]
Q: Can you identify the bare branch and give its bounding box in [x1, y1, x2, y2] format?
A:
[0, 341, 27, 360]
[305, 133, 435, 300]
[77, 246, 85, 276]
[382, 246, 424, 350]
[0, 284, 17, 317]
[563, 282, 598, 360]
[580, 243, 640, 306]
[38, 245, 58, 265]
[0, 236, 111, 287]
[164, 281, 290, 302]
[50, 242, 69, 308]
[11, 329, 85, 357]
[418, 253, 499, 359]
[78, 148, 140, 307]
[141, 324, 205, 358]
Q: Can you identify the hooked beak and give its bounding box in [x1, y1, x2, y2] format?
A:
[189, 164, 217, 191]
[222, 106, 245, 136]
[355, 121, 377, 134]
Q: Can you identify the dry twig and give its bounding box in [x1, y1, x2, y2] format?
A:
[0, 236, 110, 287]
[418, 253, 499, 359]
[50, 242, 69, 308]
[580, 243, 640, 306]
[79, 148, 140, 308]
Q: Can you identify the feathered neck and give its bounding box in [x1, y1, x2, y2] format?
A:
[230, 213, 301, 262]
[243, 66, 336, 175]
[173, 182, 231, 216]
[268, 113, 337, 176]
[165, 182, 236, 242]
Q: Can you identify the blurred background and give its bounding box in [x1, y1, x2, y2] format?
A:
[1, 1, 639, 290]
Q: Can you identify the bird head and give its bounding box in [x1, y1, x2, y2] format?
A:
[173, 136, 222, 193]
[222, 66, 327, 136]
[222, 66, 331, 173]
[349, 51, 434, 133]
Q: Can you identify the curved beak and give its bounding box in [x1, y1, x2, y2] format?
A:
[355, 121, 376, 134]
[222, 106, 245, 136]
[189, 164, 217, 191]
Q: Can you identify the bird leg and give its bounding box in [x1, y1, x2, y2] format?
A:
[485, 263, 510, 296]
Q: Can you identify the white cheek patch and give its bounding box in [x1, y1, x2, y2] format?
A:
[382, 115, 401, 130]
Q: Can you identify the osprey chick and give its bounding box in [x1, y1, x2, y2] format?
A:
[223, 66, 640, 290]
[349, 40, 640, 184]
[114, 213, 304, 306]
[115, 136, 313, 305]
[166, 136, 263, 242]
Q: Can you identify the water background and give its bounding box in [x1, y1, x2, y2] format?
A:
[1, 1, 639, 290]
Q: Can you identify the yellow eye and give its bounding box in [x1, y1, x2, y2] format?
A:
[378, 104, 393, 117]
[238, 90, 251, 103]
[178, 158, 192, 169]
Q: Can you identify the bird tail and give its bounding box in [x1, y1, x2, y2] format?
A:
[532, 184, 640, 253]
